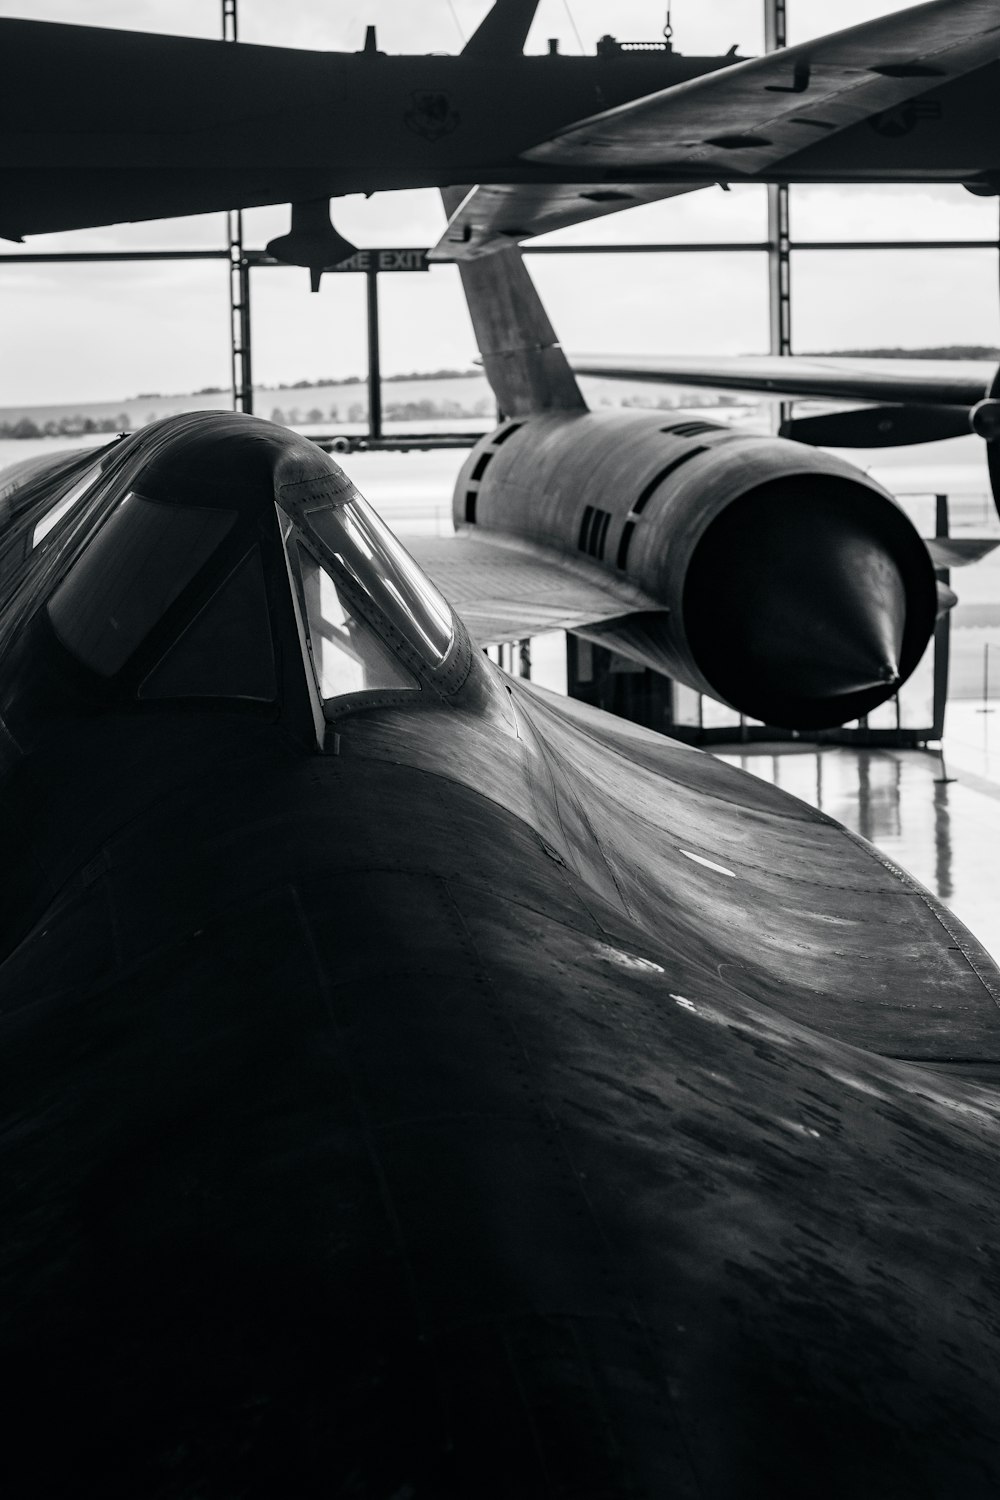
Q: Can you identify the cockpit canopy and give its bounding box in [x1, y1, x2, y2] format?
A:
[279, 483, 455, 714]
[1, 414, 464, 743]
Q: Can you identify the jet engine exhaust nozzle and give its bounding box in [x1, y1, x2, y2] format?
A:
[682, 474, 935, 731]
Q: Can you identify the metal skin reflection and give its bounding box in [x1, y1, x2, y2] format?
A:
[423, 227, 939, 733]
[2, 415, 1000, 1497]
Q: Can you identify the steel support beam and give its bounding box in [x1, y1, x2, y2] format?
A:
[765, 0, 791, 431]
[366, 270, 383, 442]
[3, 240, 995, 268]
[767, 186, 791, 358]
[222, 1, 253, 414]
[227, 211, 254, 415]
[932, 492, 951, 740]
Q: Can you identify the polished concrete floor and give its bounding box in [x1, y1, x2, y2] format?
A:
[714, 701, 1000, 966]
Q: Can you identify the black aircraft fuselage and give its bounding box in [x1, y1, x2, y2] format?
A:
[3, 413, 1000, 1495]
[1, 26, 729, 238]
[4, 13, 1000, 241]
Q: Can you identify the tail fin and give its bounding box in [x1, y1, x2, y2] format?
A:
[461, 0, 540, 57]
[443, 187, 587, 417]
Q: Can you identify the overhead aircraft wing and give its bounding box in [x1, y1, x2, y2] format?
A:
[567, 353, 995, 408]
[0, 19, 352, 237]
[431, 0, 1000, 260]
[406, 532, 662, 646]
[428, 180, 709, 262]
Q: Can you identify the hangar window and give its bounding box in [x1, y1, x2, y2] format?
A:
[48, 493, 236, 676]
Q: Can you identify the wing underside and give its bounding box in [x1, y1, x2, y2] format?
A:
[428, 180, 708, 263]
[431, 0, 1000, 261]
[407, 533, 663, 646]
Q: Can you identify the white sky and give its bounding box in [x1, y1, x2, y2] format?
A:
[1, 0, 998, 403]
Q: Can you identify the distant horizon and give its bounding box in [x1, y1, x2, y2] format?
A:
[4, 2, 997, 407]
[2, 345, 996, 419]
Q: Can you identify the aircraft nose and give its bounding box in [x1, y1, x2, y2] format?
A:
[683, 474, 934, 729]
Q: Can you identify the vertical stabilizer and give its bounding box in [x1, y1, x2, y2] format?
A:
[461, 0, 540, 57]
[443, 187, 587, 417]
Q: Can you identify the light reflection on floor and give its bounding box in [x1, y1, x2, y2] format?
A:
[714, 706, 1000, 965]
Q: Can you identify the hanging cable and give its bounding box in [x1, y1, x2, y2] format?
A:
[561, 0, 585, 55]
[446, 0, 466, 44]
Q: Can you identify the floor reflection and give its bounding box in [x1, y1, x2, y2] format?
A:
[716, 738, 999, 964]
[934, 780, 953, 903]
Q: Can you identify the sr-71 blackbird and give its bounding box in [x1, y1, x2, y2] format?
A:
[4, 0, 1000, 285]
[401, 196, 944, 731]
[3, 409, 1000, 1496]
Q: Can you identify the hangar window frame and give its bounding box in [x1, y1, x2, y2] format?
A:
[2, 0, 995, 748]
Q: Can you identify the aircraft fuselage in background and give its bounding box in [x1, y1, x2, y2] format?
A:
[0, 29, 729, 238]
[3, 14, 1000, 240]
[404, 222, 940, 732]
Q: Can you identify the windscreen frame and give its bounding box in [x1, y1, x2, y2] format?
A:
[275, 473, 473, 714]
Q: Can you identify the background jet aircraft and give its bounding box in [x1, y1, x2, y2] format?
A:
[3, 412, 1000, 1495]
[402, 195, 942, 731]
[4, 0, 1000, 283]
[570, 345, 1000, 510]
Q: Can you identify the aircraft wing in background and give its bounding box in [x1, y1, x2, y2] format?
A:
[431, 0, 1000, 261]
[406, 532, 664, 646]
[568, 352, 1000, 447]
[565, 349, 1000, 567]
[568, 353, 994, 407]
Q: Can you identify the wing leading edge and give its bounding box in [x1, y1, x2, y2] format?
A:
[567, 351, 1000, 450]
[431, 0, 1000, 261]
[568, 353, 995, 408]
[428, 180, 708, 263]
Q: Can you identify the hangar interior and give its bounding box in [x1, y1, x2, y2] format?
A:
[8, 5, 1000, 1493]
[4, 0, 1000, 961]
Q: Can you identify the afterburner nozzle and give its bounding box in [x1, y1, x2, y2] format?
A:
[683, 474, 936, 730]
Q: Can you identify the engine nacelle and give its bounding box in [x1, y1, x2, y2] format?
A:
[454, 409, 937, 730]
